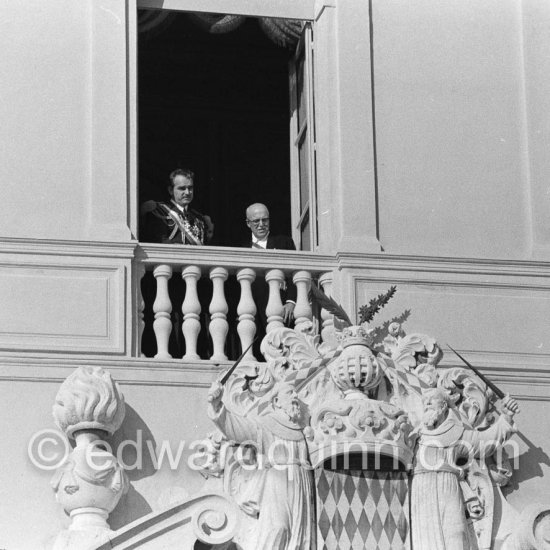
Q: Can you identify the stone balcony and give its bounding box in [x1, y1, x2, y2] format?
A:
[136, 243, 338, 363]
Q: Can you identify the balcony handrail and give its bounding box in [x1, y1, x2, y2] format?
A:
[135, 244, 337, 360]
[137, 243, 337, 274]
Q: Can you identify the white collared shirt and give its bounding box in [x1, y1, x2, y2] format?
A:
[252, 233, 269, 249]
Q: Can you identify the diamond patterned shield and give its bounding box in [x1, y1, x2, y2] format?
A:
[315, 469, 411, 549]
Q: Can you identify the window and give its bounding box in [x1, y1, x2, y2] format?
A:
[136, 2, 317, 249]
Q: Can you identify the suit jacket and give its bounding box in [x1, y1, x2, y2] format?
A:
[248, 234, 296, 253]
[243, 234, 297, 304]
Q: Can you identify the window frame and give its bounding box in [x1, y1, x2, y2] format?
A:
[131, 0, 318, 245]
[289, 23, 317, 251]
[136, 0, 315, 20]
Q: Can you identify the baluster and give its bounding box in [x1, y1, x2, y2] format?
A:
[182, 265, 201, 361]
[209, 267, 229, 362]
[319, 271, 337, 346]
[293, 270, 312, 333]
[237, 268, 257, 360]
[265, 269, 285, 333]
[135, 262, 146, 357]
[153, 264, 172, 359]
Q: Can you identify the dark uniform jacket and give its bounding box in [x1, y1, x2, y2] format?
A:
[141, 201, 207, 245]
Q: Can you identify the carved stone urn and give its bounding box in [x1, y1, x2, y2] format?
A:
[330, 325, 385, 397]
[52, 366, 128, 533]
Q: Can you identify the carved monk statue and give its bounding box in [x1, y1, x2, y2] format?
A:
[411, 387, 519, 549]
[208, 380, 314, 550]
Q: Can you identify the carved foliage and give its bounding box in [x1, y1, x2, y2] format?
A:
[261, 326, 322, 371]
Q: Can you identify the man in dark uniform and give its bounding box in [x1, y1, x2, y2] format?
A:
[141, 168, 214, 245]
[140, 168, 214, 358]
[243, 203, 296, 357]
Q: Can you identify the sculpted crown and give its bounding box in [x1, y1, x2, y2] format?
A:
[336, 324, 373, 348]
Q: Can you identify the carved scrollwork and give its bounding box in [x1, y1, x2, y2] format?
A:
[383, 331, 442, 370]
[532, 509, 550, 549]
[200, 316, 536, 550]
[462, 459, 496, 547]
[261, 326, 323, 370]
[223, 362, 277, 415]
[503, 505, 550, 550]
[381, 330, 441, 391]
[191, 494, 240, 546]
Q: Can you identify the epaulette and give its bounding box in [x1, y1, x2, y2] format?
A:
[151, 203, 172, 220]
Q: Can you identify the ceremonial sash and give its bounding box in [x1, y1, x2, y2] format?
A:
[159, 203, 202, 245]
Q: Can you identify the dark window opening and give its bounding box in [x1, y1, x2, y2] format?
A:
[138, 10, 295, 247]
[322, 453, 409, 472]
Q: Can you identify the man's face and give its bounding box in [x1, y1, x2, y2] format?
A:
[275, 386, 301, 422]
[169, 175, 194, 208]
[246, 204, 270, 240]
[422, 394, 448, 428]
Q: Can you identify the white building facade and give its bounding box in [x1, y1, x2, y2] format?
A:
[0, 0, 549, 548]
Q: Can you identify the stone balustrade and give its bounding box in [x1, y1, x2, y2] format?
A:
[137, 245, 337, 362]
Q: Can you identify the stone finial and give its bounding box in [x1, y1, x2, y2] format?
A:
[53, 366, 125, 438]
[51, 367, 128, 544]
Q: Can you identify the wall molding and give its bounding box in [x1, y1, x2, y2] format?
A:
[1, 353, 548, 399]
[0, 354, 224, 388]
[0, 237, 137, 259]
[1, 238, 548, 276]
[354, 275, 550, 293]
[338, 251, 550, 278]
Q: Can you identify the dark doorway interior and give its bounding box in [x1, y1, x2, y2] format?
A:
[138, 10, 293, 247]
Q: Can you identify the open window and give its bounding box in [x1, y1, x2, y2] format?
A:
[137, 7, 316, 250]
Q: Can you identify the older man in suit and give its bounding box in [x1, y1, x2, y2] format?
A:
[245, 203, 295, 255]
[243, 203, 296, 356]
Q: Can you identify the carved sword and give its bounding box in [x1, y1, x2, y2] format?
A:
[220, 339, 257, 386]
